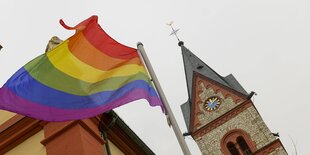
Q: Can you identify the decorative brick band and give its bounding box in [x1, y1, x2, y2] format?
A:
[192, 100, 252, 138]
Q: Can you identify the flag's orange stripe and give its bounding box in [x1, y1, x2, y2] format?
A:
[68, 33, 141, 71]
[47, 40, 147, 83]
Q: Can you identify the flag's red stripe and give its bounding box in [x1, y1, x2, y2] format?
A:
[82, 19, 138, 60]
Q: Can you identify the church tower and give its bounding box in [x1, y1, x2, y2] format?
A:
[179, 41, 287, 155]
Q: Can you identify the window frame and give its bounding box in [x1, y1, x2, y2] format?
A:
[220, 129, 256, 155]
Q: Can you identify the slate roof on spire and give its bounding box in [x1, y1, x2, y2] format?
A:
[181, 45, 248, 98]
[180, 43, 248, 130]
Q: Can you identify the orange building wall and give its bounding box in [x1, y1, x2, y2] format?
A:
[0, 112, 151, 155]
[5, 130, 46, 155]
[0, 110, 15, 125]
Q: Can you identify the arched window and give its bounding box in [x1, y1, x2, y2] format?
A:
[237, 136, 252, 155]
[220, 129, 256, 155]
[226, 142, 240, 155]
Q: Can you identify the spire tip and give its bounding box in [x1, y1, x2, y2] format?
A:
[178, 41, 184, 46]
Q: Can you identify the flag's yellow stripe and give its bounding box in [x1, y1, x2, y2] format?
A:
[47, 40, 147, 83]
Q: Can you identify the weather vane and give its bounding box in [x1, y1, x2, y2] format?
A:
[167, 21, 181, 42]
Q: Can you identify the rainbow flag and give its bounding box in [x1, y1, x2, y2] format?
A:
[0, 16, 164, 121]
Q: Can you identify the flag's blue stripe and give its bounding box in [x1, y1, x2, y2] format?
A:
[4, 67, 157, 109]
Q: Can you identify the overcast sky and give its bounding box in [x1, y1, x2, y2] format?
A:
[1, 0, 309, 154]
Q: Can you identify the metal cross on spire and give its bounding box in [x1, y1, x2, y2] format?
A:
[167, 21, 181, 42]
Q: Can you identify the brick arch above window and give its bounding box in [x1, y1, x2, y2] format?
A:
[220, 129, 256, 155]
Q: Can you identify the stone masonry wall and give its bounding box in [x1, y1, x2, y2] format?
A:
[195, 106, 277, 155]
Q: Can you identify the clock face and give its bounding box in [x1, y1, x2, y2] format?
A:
[204, 96, 221, 111]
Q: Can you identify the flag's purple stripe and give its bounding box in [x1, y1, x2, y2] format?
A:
[0, 87, 162, 121]
[4, 67, 157, 109]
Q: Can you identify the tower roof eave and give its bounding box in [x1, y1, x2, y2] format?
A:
[181, 100, 191, 131]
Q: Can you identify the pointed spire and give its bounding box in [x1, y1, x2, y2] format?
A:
[181, 44, 231, 100]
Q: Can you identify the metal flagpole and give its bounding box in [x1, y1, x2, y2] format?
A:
[137, 42, 191, 155]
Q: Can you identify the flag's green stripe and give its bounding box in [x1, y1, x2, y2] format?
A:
[24, 54, 151, 96]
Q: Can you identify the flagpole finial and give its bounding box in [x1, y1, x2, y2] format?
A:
[137, 42, 143, 47]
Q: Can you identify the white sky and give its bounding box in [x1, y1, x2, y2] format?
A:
[1, 0, 309, 154]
